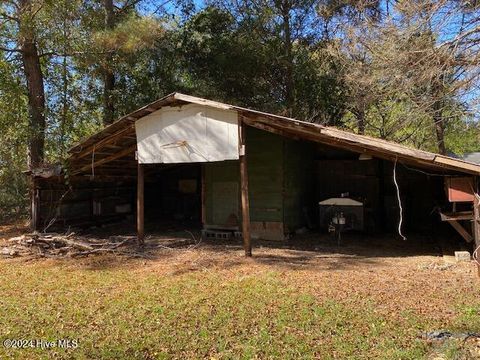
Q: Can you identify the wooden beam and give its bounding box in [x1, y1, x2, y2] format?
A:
[71, 174, 137, 181]
[244, 113, 437, 161]
[242, 117, 289, 138]
[71, 144, 137, 175]
[238, 118, 252, 256]
[446, 220, 473, 243]
[137, 162, 145, 246]
[242, 113, 480, 175]
[174, 93, 233, 110]
[30, 180, 40, 231]
[473, 177, 480, 277]
[440, 211, 474, 221]
[70, 125, 135, 160]
[243, 116, 458, 175]
[435, 156, 480, 175]
[201, 163, 206, 226]
[103, 144, 127, 150]
[243, 116, 398, 160]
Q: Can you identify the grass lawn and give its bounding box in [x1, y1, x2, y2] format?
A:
[1, 226, 479, 359]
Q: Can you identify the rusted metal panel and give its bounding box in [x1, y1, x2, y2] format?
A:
[445, 177, 474, 202]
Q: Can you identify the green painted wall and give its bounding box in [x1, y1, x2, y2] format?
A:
[247, 127, 284, 223]
[204, 160, 239, 226]
[204, 127, 314, 236]
[283, 138, 315, 231]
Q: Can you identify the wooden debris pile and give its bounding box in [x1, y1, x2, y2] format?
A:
[1, 232, 137, 258]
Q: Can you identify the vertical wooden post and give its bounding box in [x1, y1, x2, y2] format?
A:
[473, 176, 480, 277]
[201, 164, 206, 226]
[30, 177, 39, 232]
[378, 160, 386, 233]
[137, 162, 145, 246]
[238, 118, 252, 256]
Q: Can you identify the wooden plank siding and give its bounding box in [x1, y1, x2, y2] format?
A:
[283, 137, 315, 233]
[247, 128, 284, 224]
[203, 127, 314, 240]
[204, 161, 239, 227]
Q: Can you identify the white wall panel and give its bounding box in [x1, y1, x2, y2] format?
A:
[135, 104, 239, 164]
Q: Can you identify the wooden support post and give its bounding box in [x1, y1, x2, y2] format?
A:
[448, 220, 473, 243]
[238, 118, 252, 256]
[201, 164, 206, 226]
[137, 162, 145, 246]
[473, 177, 480, 277]
[378, 160, 386, 233]
[30, 178, 40, 232]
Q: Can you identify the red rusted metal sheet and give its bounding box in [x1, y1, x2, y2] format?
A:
[445, 177, 474, 202]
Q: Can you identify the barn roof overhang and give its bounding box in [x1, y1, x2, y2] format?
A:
[61, 92, 480, 178]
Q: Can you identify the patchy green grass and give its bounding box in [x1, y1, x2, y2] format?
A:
[0, 255, 478, 359]
[452, 303, 480, 333]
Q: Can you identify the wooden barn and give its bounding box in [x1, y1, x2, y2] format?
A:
[29, 93, 480, 257]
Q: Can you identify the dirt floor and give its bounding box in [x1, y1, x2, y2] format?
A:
[1, 221, 480, 359]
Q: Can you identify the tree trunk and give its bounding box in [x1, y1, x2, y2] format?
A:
[18, 0, 46, 170]
[358, 113, 365, 135]
[431, 75, 447, 155]
[433, 100, 447, 155]
[355, 108, 365, 135]
[103, 0, 115, 125]
[280, 0, 295, 116]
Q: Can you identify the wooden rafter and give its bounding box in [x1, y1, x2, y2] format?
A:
[70, 125, 135, 160]
[242, 116, 450, 174]
[63, 92, 480, 178]
[71, 144, 137, 175]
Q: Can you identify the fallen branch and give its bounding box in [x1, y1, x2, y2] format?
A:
[2, 231, 203, 259]
[2, 232, 136, 258]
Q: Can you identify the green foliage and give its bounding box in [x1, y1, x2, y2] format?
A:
[0, 0, 479, 217]
[0, 60, 29, 218]
[93, 14, 163, 54]
[178, 6, 278, 109]
[444, 118, 480, 156]
[176, 4, 346, 120]
[293, 44, 347, 124]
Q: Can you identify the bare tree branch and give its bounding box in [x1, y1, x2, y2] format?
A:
[0, 45, 23, 53]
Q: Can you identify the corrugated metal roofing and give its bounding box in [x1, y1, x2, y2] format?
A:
[463, 152, 480, 165]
